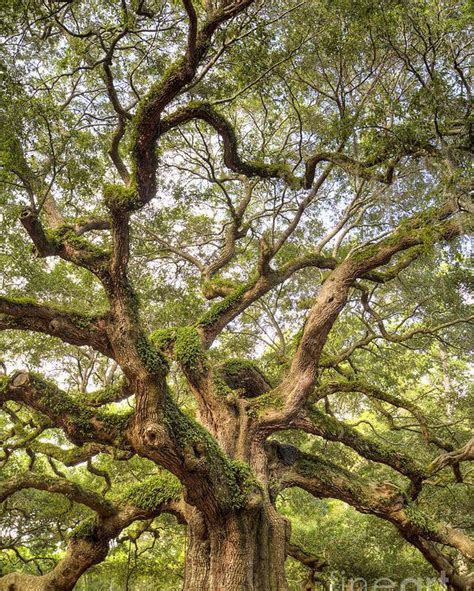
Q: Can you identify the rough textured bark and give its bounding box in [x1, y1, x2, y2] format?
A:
[183, 506, 289, 591]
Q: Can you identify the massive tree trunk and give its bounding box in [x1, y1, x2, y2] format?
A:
[2, 366, 473, 591]
[181, 402, 291, 591]
[183, 502, 289, 591]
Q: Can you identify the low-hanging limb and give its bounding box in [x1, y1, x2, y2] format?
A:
[267, 441, 474, 591]
[291, 406, 428, 487]
[0, 472, 116, 517]
[0, 471, 183, 591]
[0, 296, 113, 357]
[0, 370, 263, 520]
[287, 543, 328, 591]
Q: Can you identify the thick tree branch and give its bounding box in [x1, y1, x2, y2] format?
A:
[19, 207, 111, 277]
[429, 437, 474, 474]
[268, 441, 474, 563]
[315, 379, 458, 453]
[131, 0, 257, 205]
[0, 474, 182, 591]
[0, 472, 116, 517]
[292, 407, 427, 484]
[0, 372, 132, 448]
[29, 441, 121, 466]
[183, 0, 198, 55]
[196, 203, 465, 352]
[410, 537, 474, 591]
[0, 296, 112, 357]
[287, 543, 328, 591]
[74, 218, 111, 236]
[258, 205, 466, 429]
[160, 103, 422, 189]
[196, 252, 340, 348]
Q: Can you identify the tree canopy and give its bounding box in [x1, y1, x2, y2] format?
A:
[0, 0, 472, 590]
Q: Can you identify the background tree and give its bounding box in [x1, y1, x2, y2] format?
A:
[0, 0, 472, 590]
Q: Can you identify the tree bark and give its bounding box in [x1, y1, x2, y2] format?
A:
[183, 502, 289, 591]
[0, 538, 108, 591]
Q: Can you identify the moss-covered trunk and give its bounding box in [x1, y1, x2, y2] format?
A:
[178, 379, 291, 590]
[183, 501, 289, 591]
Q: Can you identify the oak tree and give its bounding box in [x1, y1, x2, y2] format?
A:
[0, 0, 473, 589]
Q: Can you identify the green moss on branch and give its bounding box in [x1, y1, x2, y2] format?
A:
[197, 283, 249, 327]
[136, 336, 169, 376]
[120, 472, 181, 511]
[103, 183, 140, 212]
[148, 327, 206, 373]
[149, 328, 176, 352]
[69, 516, 98, 541]
[27, 374, 132, 442]
[46, 225, 110, 264]
[163, 396, 260, 510]
[175, 327, 205, 372]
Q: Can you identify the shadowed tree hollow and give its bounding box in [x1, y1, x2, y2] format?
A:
[0, 0, 473, 590]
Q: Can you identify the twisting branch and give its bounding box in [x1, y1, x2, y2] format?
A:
[161, 102, 400, 190]
[131, 0, 257, 205]
[0, 472, 183, 591]
[257, 203, 466, 430]
[182, 0, 198, 55]
[0, 473, 116, 517]
[28, 442, 122, 466]
[429, 437, 474, 474]
[0, 372, 132, 448]
[292, 407, 427, 485]
[267, 441, 474, 569]
[287, 543, 328, 591]
[0, 296, 112, 357]
[18, 207, 110, 277]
